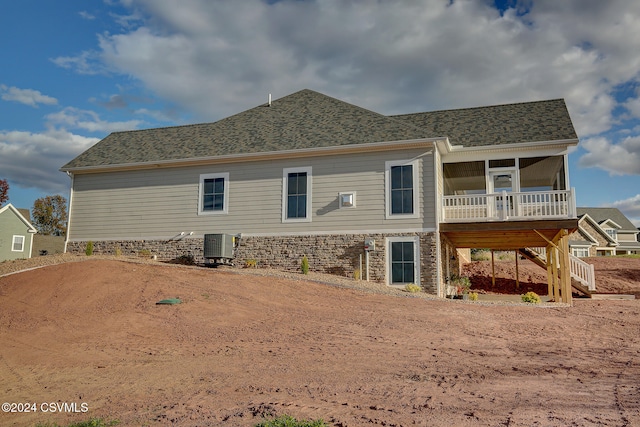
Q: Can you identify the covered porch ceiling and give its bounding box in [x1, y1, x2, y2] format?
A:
[440, 219, 579, 249]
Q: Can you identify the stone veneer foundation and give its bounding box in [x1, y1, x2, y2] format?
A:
[66, 232, 439, 293]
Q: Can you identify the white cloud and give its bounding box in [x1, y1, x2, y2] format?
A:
[46, 107, 143, 133]
[79, 11, 96, 20]
[51, 51, 107, 75]
[69, 1, 631, 135]
[51, 1, 640, 177]
[0, 129, 99, 193]
[0, 85, 58, 108]
[579, 136, 640, 175]
[610, 194, 640, 227]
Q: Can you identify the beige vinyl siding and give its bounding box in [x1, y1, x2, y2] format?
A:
[617, 232, 639, 242]
[68, 149, 436, 241]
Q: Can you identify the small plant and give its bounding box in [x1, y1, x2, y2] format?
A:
[404, 283, 421, 293]
[353, 268, 361, 280]
[450, 274, 471, 295]
[254, 415, 327, 427]
[469, 292, 479, 301]
[521, 291, 541, 304]
[85, 241, 93, 256]
[301, 255, 310, 275]
[138, 249, 152, 258]
[245, 259, 258, 268]
[114, 247, 122, 257]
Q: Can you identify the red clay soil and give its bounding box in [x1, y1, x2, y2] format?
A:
[1, 259, 639, 427]
[462, 256, 640, 298]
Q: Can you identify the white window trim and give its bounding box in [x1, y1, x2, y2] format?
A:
[282, 166, 312, 223]
[385, 159, 420, 219]
[198, 172, 230, 215]
[571, 247, 590, 258]
[12, 235, 25, 252]
[386, 236, 420, 286]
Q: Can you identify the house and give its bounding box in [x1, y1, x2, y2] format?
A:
[0, 203, 37, 261]
[61, 89, 580, 302]
[570, 207, 640, 257]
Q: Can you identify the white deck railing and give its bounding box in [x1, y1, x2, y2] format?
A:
[524, 247, 596, 292]
[442, 188, 576, 222]
[569, 254, 596, 291]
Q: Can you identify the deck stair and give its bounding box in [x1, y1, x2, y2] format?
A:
[518, 247, 596, 297]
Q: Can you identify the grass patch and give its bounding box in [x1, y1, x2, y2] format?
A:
[35, 418, 119, 427]
[254, 415, 327, 427]
[617, 254, 640, 259]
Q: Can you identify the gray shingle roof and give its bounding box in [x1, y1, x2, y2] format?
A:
[392, 99, 577, 147]
[577, 207, 638, 231]
[62, 90, 578, 170]
[62, 89, 426, 170]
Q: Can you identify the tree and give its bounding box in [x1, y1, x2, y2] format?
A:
[0, 179, 8, 207]
[32, 195, 68, 236]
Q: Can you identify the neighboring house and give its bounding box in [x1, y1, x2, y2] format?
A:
[61, 89, 580, 300]
[0, 203, 37, 261]
[570, 207, 640, 257]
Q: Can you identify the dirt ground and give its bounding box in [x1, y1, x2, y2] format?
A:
[1, 258, 639, 426]
[462, 256, 640, 298]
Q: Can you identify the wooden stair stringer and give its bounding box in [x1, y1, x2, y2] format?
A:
[518, 248, 593, 298]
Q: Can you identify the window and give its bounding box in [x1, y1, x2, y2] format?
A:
[385, 160, 419, 218]
[605, 228, 618, 240]
[571, 247, 589, 258]
[12, 235, 24, 252]
[283, 167, 312, 222]
[387, 236, 420, 285]
[199, 173, 229, 215]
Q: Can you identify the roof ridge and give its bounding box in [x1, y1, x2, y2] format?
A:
[391, 98, 567, 118]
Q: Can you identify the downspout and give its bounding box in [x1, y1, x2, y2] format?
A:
[64, 171, 74, 253]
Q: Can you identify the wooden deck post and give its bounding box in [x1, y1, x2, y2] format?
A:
[491, 249, 496, 288]
[546, 246, 553, 299]
[559, 230, 572, 305]
[515, 250, 520, 291]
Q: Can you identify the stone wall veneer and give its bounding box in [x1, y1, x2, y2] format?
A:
[67, 231, 438, 293]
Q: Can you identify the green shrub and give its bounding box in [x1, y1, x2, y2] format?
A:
[85, 241, 93, 256]
[114, 247, 122, 257]
[404, 283, 421, 293]
[353, 268, 361, 280]
[245, 259, 258, 268]
[301, 255, 309, 275]
[450, 274, 471, 294]
[254, 415, 327, 427]
[469, 292, 479, 301]
[521, 291, 541, 304]
[138, 249, 152, 258]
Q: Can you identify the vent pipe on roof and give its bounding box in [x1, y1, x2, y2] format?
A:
[268, 93, 271, 106]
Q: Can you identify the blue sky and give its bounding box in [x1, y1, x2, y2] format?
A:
[2, 0, 640, 225]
